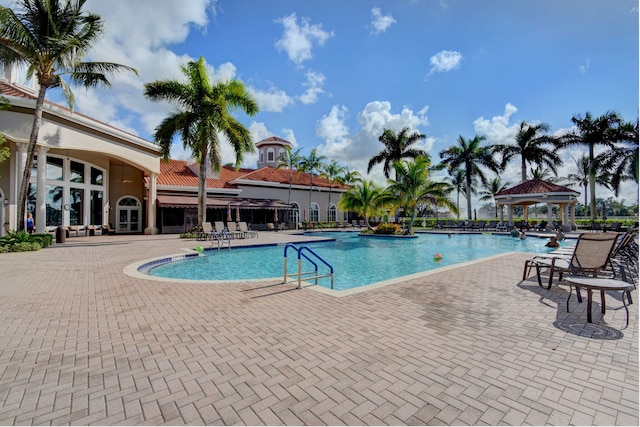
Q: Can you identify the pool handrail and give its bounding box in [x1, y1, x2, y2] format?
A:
[283, 243, 334, 289]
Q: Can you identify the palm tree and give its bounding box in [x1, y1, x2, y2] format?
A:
[144, 56, 259, 227]
[597, 118, 639, 196]
[478, 176, 511, 218]
[565, 155, 610, 214]
[338, 181, 393, 230]
[320, 159, 346, 220]
[0, 97, 9, 168]
[275, 146, 303, 204]
[298, 148, 327, 221]
[494, 121, 562, 183]
[439, 135, 500, 220]
[387, 157, 457, 234]
[562, 111, 627, 221]
[446, 168, 471, 220]
[336, 167, 362, 187]
[367, 127, 428, 179]
[0, 0, 138, 231]
[529, 165, 560, 182]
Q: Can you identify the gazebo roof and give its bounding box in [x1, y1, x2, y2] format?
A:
[494, 179, 579, 206]
[495, 179, 578, 197]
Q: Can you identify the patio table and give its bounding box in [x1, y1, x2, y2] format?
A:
[566, 276, 635, 327]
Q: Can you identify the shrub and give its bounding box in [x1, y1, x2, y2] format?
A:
[30, 233, 52, 248]
[180, 232, 198, 239]
[0, 245, 9, 253]
[374, 223, 402, 235]
[10, 242, 41, 252]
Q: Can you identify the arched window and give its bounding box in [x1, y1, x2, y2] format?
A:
[310, 202, 319, 222]
[327, 203, 336, 222]
[267, 148, 275, 162]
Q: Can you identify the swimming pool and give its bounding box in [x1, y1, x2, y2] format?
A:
[145, 232, 567, 291]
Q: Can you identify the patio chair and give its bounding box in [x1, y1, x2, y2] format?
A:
[238, 221, 258, 238]
[522, 232, 620, 290]
[472, 220, 486, 230]
[199, 222, 218, 241]
[485, 220, 498, 231]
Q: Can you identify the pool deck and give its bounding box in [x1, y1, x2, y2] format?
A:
[0, 231, 637, 425]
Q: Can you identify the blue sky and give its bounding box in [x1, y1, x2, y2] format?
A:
[4, 0, 638, 212]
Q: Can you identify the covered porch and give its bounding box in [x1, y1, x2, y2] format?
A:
[156, 195, 293, 233]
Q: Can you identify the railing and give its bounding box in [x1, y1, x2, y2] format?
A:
[210, 230, 231, 250]
[283, 243, 334, 289]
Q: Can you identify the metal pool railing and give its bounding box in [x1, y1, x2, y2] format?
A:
[283, 243, 334, 289]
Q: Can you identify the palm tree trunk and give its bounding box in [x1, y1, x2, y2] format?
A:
[17, 84, 48, 232]
[308, 175, 313, 222]
[521, 158, 527, 183]
[287, 169, 292, 204]
[198, 149, 207, 227]
[465, 175, 473, 220]
[588, 145, 596, 221]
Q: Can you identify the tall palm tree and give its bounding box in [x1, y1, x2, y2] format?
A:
[320, 159, 346, 219]
[597, 118, 639, 196]
[446, 168, 470, 220]
[336, 167, 362, 187]
[565, 155, 610, 214]
[562, 111, 626, 221]
[387, 157, 457, 234]
[275, 146, 303, 204]
[0, 97, 9, 167]
[298, 148, 327, 221]
[144, 56, 259, 227]
[478, 176, 511, 218]
[494, 121, 562, 183]
[338, 180, 393, 230]
[439, 135, 500, 220]
[367, 127, 428, 179]
[0, 0, 138, 231]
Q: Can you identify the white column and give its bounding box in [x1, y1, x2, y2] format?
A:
[507, 205, 513, 225]
[35, 146, 48, 232]
[547, 202, 553, 229]
[570, 202, 576, 229]
[144, 173, 158, 235]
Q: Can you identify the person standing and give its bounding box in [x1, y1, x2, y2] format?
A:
[26, 213, 34, 234]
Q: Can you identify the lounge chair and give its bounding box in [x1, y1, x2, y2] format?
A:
[485, 220, 497, 231]
[198, 222, 218, 241]
[352, 220, 359, 228]
[523, 232, 620, 290]
[496, 221, 508, 232]
[472, 220, 486, 230]
[359, 219, 366, 227]
[238, 221, 258, 238]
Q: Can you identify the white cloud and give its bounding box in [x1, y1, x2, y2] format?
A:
[579, 58, 591, 74]
[428, 50, 463, 74]
[298, 70, 328, 104]
[249, 86, 295, 113]
[315, 101, 431, 185]
[370, 7, 396, 35]
[274, 13, 334, 65]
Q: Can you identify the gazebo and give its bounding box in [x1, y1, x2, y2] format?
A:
[494, 179, 580, 231]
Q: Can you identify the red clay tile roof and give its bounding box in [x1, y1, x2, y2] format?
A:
[495, 179, 578, 196]
[1, 79, 151, 143]
[158, 160, 347, 190]
[233, 166, 347, 189]
[158, 160, 247, 189]
[0, 80, 36, 99]
[255, 136, 292, 146]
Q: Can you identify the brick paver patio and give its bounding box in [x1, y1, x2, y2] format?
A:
[0, 233, 637, 425]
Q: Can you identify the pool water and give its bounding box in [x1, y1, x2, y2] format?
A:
[147, 232, 568, 291]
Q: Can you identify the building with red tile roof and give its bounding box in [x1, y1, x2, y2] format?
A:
[0, 67, 348, 235]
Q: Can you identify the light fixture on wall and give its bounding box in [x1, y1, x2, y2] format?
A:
[120, 164, 132, 184]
